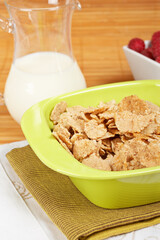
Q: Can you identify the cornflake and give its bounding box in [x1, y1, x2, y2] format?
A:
[50, 95, 160, 171]
[84, 119, 107, 139]
[73, 139, 97, 161]
[50, 101, 67, 124]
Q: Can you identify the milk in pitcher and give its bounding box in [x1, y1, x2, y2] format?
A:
[4, 52, 86, 123]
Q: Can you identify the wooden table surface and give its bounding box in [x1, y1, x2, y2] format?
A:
[1, 0, 160, 144]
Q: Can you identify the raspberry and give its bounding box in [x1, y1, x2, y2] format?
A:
[152, 41, 160, 59]
[128, 38, 145, 53]
[152, 36, 160, 46]
[147, 47, 152, 53]
[141, 48, 154, 59]
[155, 56, 160, 63]
[151, 31, 160, 44]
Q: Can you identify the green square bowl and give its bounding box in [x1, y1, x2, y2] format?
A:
[21, 80, 160, 209]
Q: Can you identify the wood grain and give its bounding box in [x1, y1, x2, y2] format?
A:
[1, 0, 160, 143]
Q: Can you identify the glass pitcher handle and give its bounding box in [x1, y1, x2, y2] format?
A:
[75, 0, 81, 9]
[0, 15, 13, 33]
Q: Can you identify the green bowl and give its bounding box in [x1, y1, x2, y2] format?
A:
[21, 80, 160, 209]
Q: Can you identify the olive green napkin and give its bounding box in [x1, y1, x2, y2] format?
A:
[6, 145, 160, 240]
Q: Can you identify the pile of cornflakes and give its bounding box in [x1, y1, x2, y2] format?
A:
[50, 95, 160, 171]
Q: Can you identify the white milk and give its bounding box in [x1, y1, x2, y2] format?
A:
[4, 52, 86, 123]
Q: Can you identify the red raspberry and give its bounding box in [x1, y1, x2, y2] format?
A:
[151, 31, 160, 44]
[152, 36, 160, 46]
[128, 38, 145, 53]
[152, 41, 160, 59]
[146, 47, 153, 58]
[147, 47, 152, 53]
[141, 48, 154, 59]
[155, 56, 160, 63]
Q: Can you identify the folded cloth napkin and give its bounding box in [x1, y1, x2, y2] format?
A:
[6, 145, 160, 240]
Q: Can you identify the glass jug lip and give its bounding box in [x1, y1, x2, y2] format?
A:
[5, 0, 81, 12]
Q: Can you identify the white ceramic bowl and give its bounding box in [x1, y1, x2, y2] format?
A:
[123, 40, 160, 80]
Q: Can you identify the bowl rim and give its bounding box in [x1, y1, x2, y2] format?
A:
[21, 80, 160, 180]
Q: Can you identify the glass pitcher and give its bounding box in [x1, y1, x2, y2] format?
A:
[0, 0, 86, 123]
